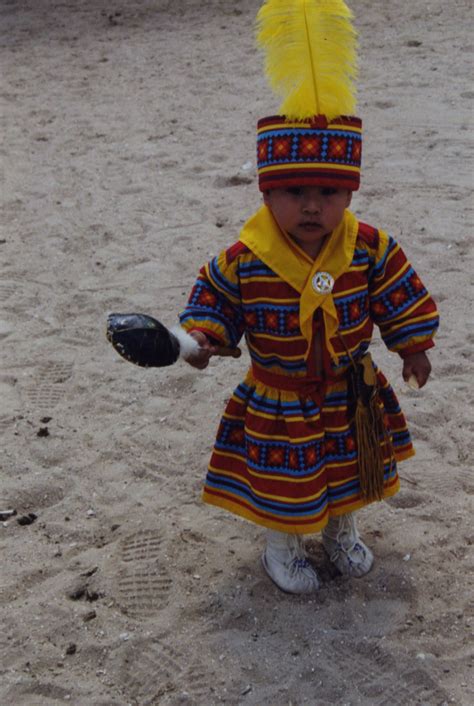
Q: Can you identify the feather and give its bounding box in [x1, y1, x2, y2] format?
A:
[256, 0, 358, 120]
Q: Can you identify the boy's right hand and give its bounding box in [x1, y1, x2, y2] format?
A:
[185, 331, 219, 369]
[402, 351, 432, 389]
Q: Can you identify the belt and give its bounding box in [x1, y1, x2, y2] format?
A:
[251, 363, 344, 397]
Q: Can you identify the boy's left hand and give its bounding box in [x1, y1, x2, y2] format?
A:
[402, 351, 432, 388]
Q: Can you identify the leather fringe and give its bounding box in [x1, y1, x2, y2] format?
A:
[355, 395, 386, 501]
[345, 350, 395, 501]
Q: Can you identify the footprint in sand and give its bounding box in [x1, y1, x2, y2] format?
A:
[0, 282, 16, 301]
[121, 528, 165, 563]
[113, 529, 173, 618]
[116, 568, 173, 618]
[112, 638, 214, 705]
[3, 480, 68, 513]
[319, 639, 448, 705]
[0, 375, 22, 433]
[21, 361, 74, 410]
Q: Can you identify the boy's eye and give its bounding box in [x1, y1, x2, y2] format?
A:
[285, 187, 303, 196]
[321, 187, 337, 196]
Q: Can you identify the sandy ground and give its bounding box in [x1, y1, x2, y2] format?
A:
[1, 0, 473, 704]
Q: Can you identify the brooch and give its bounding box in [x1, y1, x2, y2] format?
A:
[311, 271, 334, 294]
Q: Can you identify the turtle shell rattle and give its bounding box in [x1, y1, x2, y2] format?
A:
[106, 313, 241, 368]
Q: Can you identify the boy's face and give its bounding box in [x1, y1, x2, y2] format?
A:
[263, 186, 352, 256]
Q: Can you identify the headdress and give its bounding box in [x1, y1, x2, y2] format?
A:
[256, 0, 362, 191]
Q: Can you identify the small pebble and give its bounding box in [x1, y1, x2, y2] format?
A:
[85, 588, 99, 602]
[17, 513, 37, 526]
[80, 566, 98, 578]
[65, 643, 77, 655]
[67, 584, 86, 601]
[83, 610, 97, 622]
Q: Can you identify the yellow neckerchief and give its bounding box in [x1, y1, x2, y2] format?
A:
[239, 204, 359, 362]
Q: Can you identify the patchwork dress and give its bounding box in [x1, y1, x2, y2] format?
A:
[179, 207, 439, 534]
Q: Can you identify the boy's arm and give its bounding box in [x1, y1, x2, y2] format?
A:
[179, 244, 246, 365]
[367, 231, 439, 385]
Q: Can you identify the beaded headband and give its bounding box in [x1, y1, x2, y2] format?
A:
[257, 114, 362, 191]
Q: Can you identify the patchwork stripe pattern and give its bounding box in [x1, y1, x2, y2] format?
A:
[257, 115, 362, 192]
[180, 223, 439, 534]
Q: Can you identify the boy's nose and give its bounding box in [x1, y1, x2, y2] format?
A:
[302, 197, 322, 214]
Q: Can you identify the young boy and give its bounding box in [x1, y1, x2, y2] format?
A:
[178, 2, 439, 593]
[179, 121, 437, 593]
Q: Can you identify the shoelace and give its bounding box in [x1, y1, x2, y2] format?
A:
[327, 516, 363, 565]
[330, 540, 366, 567]
[289, 557, 312, 575]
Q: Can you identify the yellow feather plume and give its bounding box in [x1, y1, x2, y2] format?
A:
[256, 0, 358, 120]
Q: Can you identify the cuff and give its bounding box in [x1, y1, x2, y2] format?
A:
[397, 340, 435, 359]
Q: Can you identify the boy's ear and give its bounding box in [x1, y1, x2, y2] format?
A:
[262, 190, 271, 206]
[345, 190, 353, 207]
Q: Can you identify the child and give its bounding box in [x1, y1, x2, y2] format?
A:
[177, 2, 439, 593]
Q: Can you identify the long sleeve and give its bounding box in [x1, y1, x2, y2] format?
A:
[368, 231, 439, 357]
[179, 244, 246, 348]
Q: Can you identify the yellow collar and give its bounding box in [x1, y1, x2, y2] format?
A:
[239, 205, 359, 361]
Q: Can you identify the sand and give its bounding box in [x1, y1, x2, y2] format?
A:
[1, 0, 473, 704]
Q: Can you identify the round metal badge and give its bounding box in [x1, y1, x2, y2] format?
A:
[312, 271, 334, 294]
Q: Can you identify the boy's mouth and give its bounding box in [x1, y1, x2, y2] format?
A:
[300, 221, 322, 230]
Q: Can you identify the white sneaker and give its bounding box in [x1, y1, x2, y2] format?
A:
[262, 530, 320, 594]
[322, 513, 373, 578]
